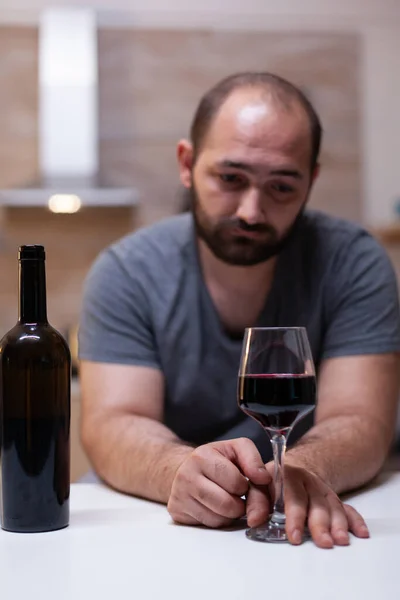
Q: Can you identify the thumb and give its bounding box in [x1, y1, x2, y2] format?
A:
[218, 438, 272, 486]
[246, 483, 271, 527]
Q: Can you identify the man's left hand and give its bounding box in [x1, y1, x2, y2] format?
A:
[246, 463, 370, 549]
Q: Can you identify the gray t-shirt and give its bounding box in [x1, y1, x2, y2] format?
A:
[78, 210, 400, 461]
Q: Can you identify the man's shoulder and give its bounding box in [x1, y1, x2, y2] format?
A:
[85, 213, 195, 292]
[109, 213, 194, 265]
[299, 210, 383, 257]
[302, 210, 366, 239]
[296, 210, 395, 294]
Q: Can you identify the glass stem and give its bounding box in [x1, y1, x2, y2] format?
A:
[270, 433, 287, 524]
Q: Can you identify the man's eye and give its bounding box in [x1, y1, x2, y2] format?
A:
[219, 174, 243, 185]
[271, 183, 295, 193]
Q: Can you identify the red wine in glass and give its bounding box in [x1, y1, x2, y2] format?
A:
[238, 373, 316, 435]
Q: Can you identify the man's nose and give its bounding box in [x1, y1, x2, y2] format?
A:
[235, 188, 265, 225]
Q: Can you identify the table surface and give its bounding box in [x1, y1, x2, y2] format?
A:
[1, 474, 400, 600]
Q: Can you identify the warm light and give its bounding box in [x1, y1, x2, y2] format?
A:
[48, 194, 82, 213]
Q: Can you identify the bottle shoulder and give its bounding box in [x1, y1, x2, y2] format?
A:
[0, 323, 71, 360]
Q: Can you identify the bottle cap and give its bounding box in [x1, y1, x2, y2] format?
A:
[18, 245, 46, 260]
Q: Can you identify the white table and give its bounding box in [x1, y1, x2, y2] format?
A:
[1, 474, 399, 600]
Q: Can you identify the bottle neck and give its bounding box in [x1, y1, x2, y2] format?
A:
[18, 259, 48, 324]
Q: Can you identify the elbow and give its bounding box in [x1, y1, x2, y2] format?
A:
[80, 413, 100, 466]
[80, 414, 115, 487]
[362, 421, 395, 483]
[79, 411, 128, 488]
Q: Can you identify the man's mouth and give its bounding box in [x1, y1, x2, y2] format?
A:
[230, 227, 270, 240]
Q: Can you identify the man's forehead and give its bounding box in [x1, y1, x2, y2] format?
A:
[203, 91, 311, 151]
[202, 121, 311, 165]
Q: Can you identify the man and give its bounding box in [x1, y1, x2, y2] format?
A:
[79, 72, 400, 548]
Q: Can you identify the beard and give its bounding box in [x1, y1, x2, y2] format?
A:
[183, 186, 305, 267]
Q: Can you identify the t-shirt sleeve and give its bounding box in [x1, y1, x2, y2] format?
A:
[322, 232, 400, 359]
[78, 247, 161, 369]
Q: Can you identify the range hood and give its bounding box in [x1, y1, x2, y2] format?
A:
[0, 7, 138, 211]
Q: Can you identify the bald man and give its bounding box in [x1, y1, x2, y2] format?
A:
[78, 72, 400, 548]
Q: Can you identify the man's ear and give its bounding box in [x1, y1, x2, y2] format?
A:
[177, 140, 194, 188]
[311, 163, 320, 184]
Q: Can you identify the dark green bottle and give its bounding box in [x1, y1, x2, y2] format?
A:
[0, 245, 71, 532]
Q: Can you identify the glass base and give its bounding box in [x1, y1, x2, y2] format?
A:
[246, 521, 311, 544]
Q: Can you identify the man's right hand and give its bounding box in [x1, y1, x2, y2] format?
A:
[167, 438, 272, 528]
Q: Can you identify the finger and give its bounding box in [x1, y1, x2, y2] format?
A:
[195, 478, 246, 520]
[170, 497, 234, 529]
[246, 483, 271, 527]
[344, 504, 370, 539]
[199, 452, 250, 497]
[192, 446, 249, 496]
[306, 487, 334, 549]
[326, 495, 350, 546]
[228, 438, 273, 486]
[283, 476, 308, 545]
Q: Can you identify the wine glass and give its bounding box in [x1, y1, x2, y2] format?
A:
[237, 327, 316, 543]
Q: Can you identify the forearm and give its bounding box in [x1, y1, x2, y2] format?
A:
[285, 413, 394, 494]
[82, 414, 193, 503]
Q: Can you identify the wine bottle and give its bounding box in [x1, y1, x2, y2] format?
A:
[0, 245, 71, 532]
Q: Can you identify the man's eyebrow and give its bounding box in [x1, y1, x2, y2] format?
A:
[216, 160, 256, 173]
[269, 168, 303, 180]
[216, 160, 303, 180]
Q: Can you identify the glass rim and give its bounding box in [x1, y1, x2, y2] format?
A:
[244, 326, 307, 332]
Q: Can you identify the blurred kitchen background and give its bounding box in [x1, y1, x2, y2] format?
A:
[1, 0, 399, 480]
